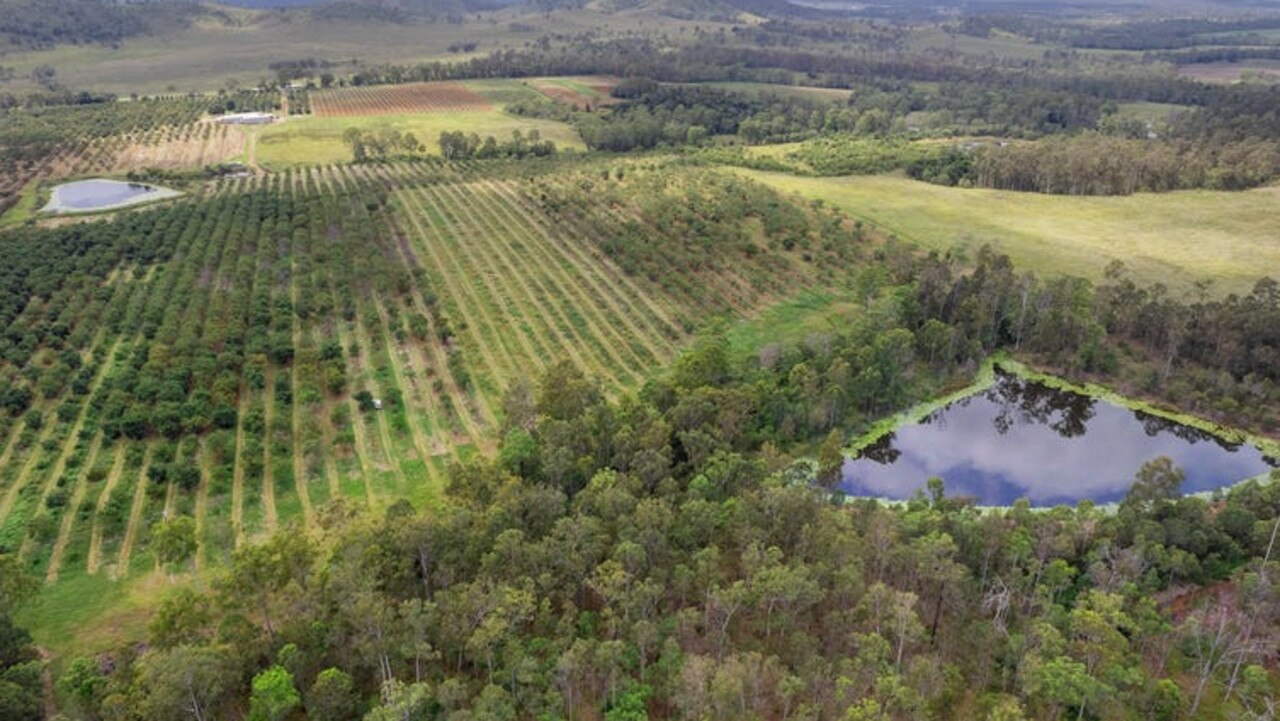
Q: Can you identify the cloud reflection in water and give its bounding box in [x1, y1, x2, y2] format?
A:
[842, 373, 1277, 506]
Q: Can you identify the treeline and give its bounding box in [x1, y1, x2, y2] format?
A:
[438, 129, 556, 160]
[917, 249, 1280, 432]
[343, 128, 427, 161]
[206, 89, 282, 116]
[0, 555, 38, 719]
[784, 136, 946, 176]
[577, 83, 838, 150]
[1146, 46, 1280, 66]
[511, 81, 863, 151]
[44, 241, 1280, 721]
[958, 14, 1280, 51]
[924, 134, 1280, 195]
[1067, 17, 1280, 50]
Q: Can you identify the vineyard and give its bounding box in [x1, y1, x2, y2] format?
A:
[0, 159, 864, 640]
[311, 81, 492, 117]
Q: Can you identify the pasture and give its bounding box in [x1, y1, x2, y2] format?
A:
[740, 170, 1280, 293]
[253, 111, 585, 168]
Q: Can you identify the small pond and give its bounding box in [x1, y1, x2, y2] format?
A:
[43, 179, 179, 214]
[842, 371, 1277, 506]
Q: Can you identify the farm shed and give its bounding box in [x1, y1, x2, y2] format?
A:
[218, 112, 276, 125]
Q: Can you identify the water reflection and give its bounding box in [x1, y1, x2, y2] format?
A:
[842, 371, 1277, 506]
[43, 179, 178, 213]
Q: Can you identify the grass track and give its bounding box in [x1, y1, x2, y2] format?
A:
[290, 239, 315, 528]
[44, 432, 105, 583]
[85, 445, 126, 575]
[114, 444, 154, 578]
[395, 188, 528, 388]
[194, 439, 211, 572]
[483, 179, 684, 346]
[230, 390, 251, 547]
[261, 367, 279, 535]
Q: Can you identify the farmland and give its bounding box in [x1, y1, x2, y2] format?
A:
[2, 158, 863, 658]
[7, 2, 1280, 718]
[1, 119, 246, 220]
[739, 170, 1280, 293]
[529, 76, 619, 109]
[311, 81, 493, 117]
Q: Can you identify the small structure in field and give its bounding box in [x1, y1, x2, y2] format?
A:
[217, 112, 276, 125]
[373, 399, 384, 411]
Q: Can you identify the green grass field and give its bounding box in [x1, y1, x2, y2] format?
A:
[1114, 101, 1189, 125]
[725, 290, 860, 361]
[253, 111, 585, 168]
[740, 170, 1280, 293]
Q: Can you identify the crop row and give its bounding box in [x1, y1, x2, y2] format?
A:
[311, 82, 491, 117]
[0, 158, 830, 592]
[0, 168, 487, 584]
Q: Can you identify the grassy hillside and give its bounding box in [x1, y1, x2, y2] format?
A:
[740, 169, 1280, 294]
[0, 4, 726, 94]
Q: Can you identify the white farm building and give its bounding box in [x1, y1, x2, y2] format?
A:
[217, 112, 276, 125]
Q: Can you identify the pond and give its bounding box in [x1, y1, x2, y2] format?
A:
[42, 179, 179, 214]
[842, 371, 1277, 506]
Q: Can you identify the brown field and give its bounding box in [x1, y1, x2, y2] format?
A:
[577, 75, 620, 96]
[89, 123, 246, 174]
[311, 82, 493, 117]
[530, 76, 619, 110]
[531, 83, 596, 109]
[52, 122, 247, 179]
